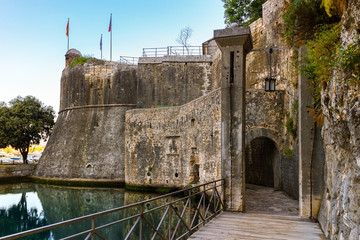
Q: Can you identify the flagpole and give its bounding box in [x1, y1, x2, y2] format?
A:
[101, 34, 103, 60]
[110, 13, 112, 62]
[67, 18, 69, 51]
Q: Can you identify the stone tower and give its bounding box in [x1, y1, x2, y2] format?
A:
[34, 50, 137, 183]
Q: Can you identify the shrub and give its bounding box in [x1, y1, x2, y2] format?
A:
[70, 55, 92, 67]
[303, 23, 341, 107]
[282, 0, 340, 47]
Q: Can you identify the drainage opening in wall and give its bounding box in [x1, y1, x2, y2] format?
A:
[86, 164, 93, 169]
[175, 173, 179, 178]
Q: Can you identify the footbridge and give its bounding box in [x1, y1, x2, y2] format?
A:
[0, 179, 326, 240]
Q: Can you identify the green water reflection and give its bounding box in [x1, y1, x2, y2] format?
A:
[0, 183, 190, 239]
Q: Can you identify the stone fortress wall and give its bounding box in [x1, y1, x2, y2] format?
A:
[33, 0, 360, 238]
[34, 53, 219, 182]
[34, 59, 138, 181]
[137, 56, 220, 108]
[125, 89, 221, 188]
[35, 0, 296, 195]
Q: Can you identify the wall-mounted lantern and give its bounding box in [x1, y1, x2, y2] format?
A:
[265, 77, 276, 91]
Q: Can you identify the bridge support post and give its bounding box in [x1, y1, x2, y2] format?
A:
[214, 27, 252, 211]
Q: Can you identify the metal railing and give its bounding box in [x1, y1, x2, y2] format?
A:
[119, 56, 139, 65]
[0, 179, 224, 240]
[142, 46, 217, 57]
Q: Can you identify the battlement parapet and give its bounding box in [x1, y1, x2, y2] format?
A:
[138, 55, 212, 64]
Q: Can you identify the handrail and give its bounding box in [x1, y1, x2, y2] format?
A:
[142, 46, 217, 57]
[119, 56, 139, 65]
[0, 179, 224, 240]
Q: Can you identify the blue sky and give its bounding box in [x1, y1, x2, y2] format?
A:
[0, 0, 225, 114]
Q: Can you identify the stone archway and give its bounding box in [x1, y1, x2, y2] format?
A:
[244, 135, 299, 215]
[245, 137, 278, 188]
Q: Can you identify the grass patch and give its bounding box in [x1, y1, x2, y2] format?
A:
[70, 55, 92, 67]
[155, 105, 173, 108]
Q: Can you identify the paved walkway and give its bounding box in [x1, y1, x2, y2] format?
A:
[245, 184, 299, 216]
[189, 212, 326, 240]
[189, 184, 326, 239]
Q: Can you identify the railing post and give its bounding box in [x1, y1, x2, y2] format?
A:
[168, 204, 172, 240]
[188, 189, 191, 230]
[139, 203, 143, 240]
[91, 217, 95, 240]
[203, 185, 206, 222]
[214, 182, 217, 211]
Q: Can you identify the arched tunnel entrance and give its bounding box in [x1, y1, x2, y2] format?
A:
[245, 137, 276, 188]
[245, 137, 298, 215]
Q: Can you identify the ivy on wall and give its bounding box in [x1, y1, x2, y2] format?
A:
[281, 0, 360, 125]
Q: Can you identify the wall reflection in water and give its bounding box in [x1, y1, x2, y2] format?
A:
[0, 183, 185, 239]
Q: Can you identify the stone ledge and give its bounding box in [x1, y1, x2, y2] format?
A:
[139, 55, 212, 64]
[0, 165, 36, 179]
[29, 176, 125, 188]
[59, 104, 137, 114]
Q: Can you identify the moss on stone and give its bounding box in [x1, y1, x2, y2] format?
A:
[0, 177, 30, 184]
[125, 184, 178, 194]
[0, 165, 14, 168]
[29, 177, 125, 188]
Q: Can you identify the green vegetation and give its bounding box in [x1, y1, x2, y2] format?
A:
[125, 184, 178, 194]
[222, 0, 267, 26]
[282, 0, 340, 46]
[292, 102, 299, 112]
[337, 36, 360, 83]
[303, 23, 341, 109]
[0, 96, 55, 163]
[282, 0, 359, 125]
[154, 105, 173, 108]
[286, 116, 297, 138]
[29, 177, 125, 188]
[284, 148, 293, 158]
[70, 56, 92, 67]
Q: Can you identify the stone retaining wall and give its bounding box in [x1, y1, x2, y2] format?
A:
[0, 165, 36, 179]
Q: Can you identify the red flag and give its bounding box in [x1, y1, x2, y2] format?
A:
[108, 14, 112, 32]
[66, 19, 69, 37]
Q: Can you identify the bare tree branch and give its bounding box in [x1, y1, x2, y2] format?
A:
[176, 26, 193, 54]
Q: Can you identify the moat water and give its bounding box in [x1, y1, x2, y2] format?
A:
[0, 183, 183, 239]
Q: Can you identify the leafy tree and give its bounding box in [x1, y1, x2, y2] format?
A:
[282, 0, 341, 46]
[0, 102, 10, 148]
[176, 26, 193, 54]
[0, 96, 55, 164]
[222, 0, 267, 26]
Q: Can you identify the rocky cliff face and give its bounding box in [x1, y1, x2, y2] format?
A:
[318, 0, 360, 238]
